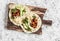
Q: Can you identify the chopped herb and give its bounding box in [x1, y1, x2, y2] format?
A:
[22, 9, 26, 12]
[22, 17, 31, 31]
[25, 24, 31, 31]
[11, 8, 17, 13]
[22, 17, 28, 24]
[32, 15, 36, 19]
[25, 26, 31, 31]
[21, 9, 26, 16]
[22, 24, 31, 31]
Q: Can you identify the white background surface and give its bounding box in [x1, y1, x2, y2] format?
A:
[0, 0, 60, 41]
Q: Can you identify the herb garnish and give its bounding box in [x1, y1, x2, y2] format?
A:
[32, 15, 36, 19]
[11, 8, 17, 13]
[21, 9, 26, 16]
[22, 17, 28, 24]
[22, 17, 31, 31]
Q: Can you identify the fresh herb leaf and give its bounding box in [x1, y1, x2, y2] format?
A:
[32, 15, 36, 19]
[21, 9, 26, 16]
[25, 26, 31, 31]
[22, 17, 28, 24]
[25, 24, 31, 31]
[11, 8, 17, 13]
[22, 9, 26, 12]
[22, 17, 31, 31]
[22, 24, 31, 31]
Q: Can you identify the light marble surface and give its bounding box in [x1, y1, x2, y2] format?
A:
[0, 0, 60, 41]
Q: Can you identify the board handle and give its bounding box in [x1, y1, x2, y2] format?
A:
[42, 20, 52, 25]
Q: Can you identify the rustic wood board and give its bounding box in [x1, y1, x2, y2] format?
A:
[7, 3, 47, 34]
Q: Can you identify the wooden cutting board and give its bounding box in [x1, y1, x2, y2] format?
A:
[7, 3, 52, 34]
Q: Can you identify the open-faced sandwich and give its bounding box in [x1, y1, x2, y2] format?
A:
[8, 3, 42, 33]
[20, 12, 42, 33]
[8, 3, 30, 26]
